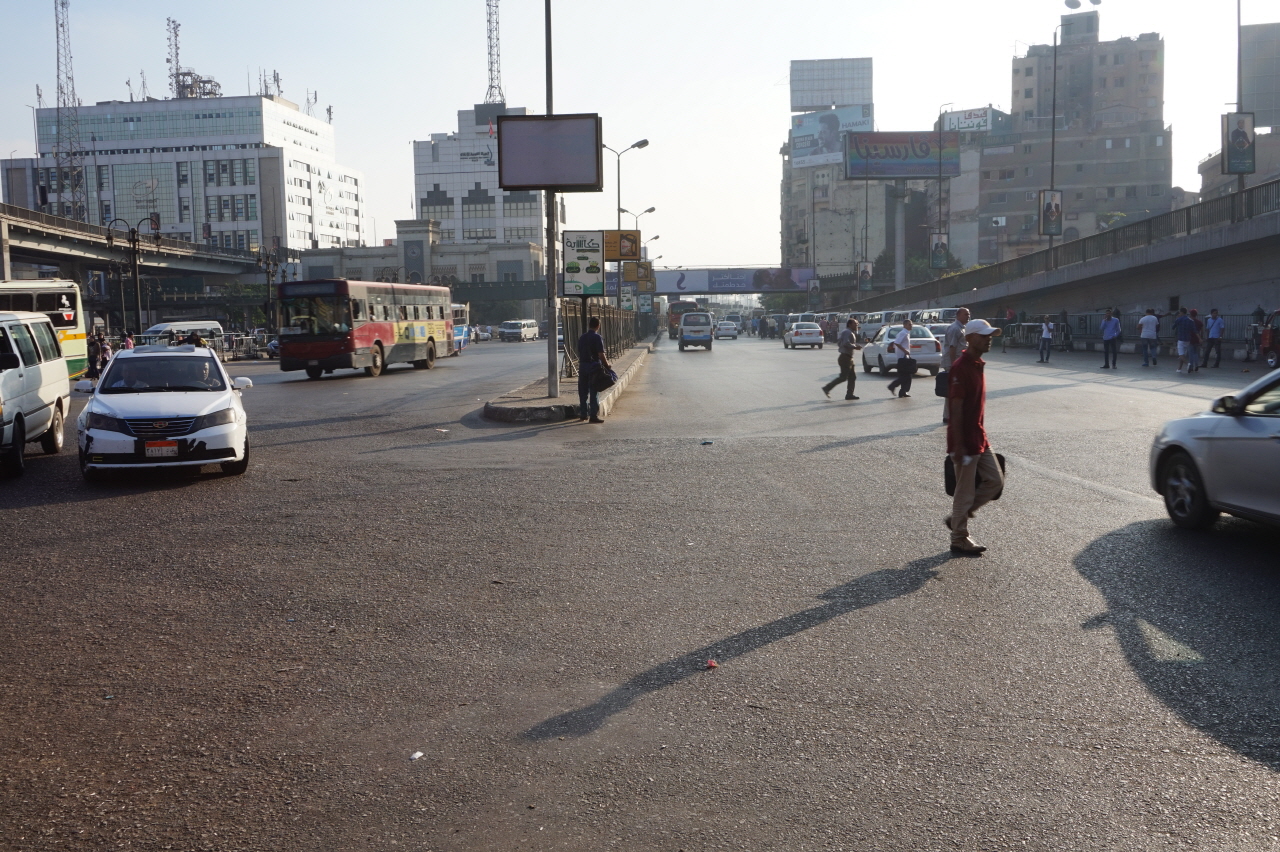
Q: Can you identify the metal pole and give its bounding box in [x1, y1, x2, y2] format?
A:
[1237, 0, 1246, 195]
[544, 0, 559, 398]
[131, 230, 143, 335]
[894, 179, 906, 290]
[1049, 30, 1058, 250]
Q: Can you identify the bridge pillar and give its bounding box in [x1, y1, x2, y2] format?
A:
[0, 221, 11, 280]
[894, 179, 907, 290]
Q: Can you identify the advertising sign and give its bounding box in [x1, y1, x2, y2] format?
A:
[807, 278, 821, 308]
[1223, 113, 1256, 175]
[790, 58, 873, 113]
[620, 291, 635, 311]
[790, 106, 874, 167]
[1038, 190, 1063, 237]
[497, 114, 603, 192]
[844, 132, 960, 179]
[942, 108, 993, 133]
[929, 231, 950, 269]
[605, 230, 641, 261]
[561, 230, 604, 296]
[636, 261, 653, 283]
[638, 294, 653, 313]
[654, 268, 816, 295]
[855, 261, 874, 290]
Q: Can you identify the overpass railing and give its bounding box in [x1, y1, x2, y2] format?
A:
[1, 202, 261, 263]
[830, 176, 1280, 309]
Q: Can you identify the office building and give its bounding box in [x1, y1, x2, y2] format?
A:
[1, 92, 365, 255]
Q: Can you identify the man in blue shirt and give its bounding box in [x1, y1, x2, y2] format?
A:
[1099, 308, 1122, 369]
[1172, 307, 1196, 374]
[577, 316, 611, 423]
[1203, 307, 1226, 368]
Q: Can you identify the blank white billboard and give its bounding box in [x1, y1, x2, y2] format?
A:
[497, 114, 603, 192]
[790, 58, 873, 112]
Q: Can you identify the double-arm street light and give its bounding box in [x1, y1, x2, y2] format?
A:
[619, 206, 655, 231]
[105, 215, 161, 335]
[603, 139, 649, 231]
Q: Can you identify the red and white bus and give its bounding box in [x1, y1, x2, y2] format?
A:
[667, 300, 700, 339]
[276, 279, 454, 379]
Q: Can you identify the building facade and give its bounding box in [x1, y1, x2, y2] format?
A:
[411, 103, 545, 249]
[1, 93, 365, 256]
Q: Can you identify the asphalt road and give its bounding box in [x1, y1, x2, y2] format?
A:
[2, 334, 1278, 851]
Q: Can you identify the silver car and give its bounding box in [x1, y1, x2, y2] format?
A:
[1149, 369, 1280, 528]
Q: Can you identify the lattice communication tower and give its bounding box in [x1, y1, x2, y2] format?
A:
[484, 0, 505, 104]
[54, 0, 87, 221]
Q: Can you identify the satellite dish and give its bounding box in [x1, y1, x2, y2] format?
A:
[1065, 0, 1081, 7]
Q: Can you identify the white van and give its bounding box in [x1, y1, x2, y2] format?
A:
[143, 321, 227, 356]
[678, 311, 715, 350]
[0, 311, 72, 475]
[860, 311, 895, 342]
[498, 319, 539, 342]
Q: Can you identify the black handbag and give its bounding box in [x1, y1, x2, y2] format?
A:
[590, 365, 618, 392]
[944, 453, 1007, 500]
[934, 370, 949, 397]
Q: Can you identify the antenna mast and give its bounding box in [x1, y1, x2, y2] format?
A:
[166, 17, 180, 97]
[484, 0, 505, 104]
[53, 0, 87, 221]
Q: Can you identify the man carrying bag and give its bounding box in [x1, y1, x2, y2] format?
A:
[577, 316, 611, 424]
[945, 319, 1004, 555]
[886, 318, 917, 398]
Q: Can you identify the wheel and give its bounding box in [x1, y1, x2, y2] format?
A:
[221, 436, 250, 476]
[679, 343, 685, 351]
[41, 408, 64, 454]
[414, 343, 437, 369]
[707, 343, 713, 351]
[78, 448, 103, 482]
[862, 356, 871, 374]
[816, 344, 823, 349]
[305, 366, 323, 380]
[877, 355, 886, 374]
[1161, 451, 1219, 529]
[364, 344, 384, 377]
[1266, 349, 1279, 370]
[3, 418, 25, 477]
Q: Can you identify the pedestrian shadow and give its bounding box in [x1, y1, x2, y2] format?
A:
[523, 553, 950, 741]
[1074, 519, 1280, 770]
[799, 423, 943, 453]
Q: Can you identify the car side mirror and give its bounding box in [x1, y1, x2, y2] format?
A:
[232, 377, 253, 390]
[74, 379, 94, 393]
[0, 352, 20, 371]
[1211, 395, 1239, 415]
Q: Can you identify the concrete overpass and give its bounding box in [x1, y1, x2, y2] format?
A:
[825, 178, 1280, 317]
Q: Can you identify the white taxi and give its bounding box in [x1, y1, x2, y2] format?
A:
[783, 322, 824, 349]
[861, 325, 943, 375]
[76, 345, 253, 480]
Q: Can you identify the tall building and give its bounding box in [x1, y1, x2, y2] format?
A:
[411, 103, 545, 249]
[975, 11, 1172, 262]
[1, 92, 365, 254]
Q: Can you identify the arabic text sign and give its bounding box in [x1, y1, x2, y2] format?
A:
[844, 132, 960, 179]
[561, 231, 605, 296]
[942, 108, 992, 132]
[790, 105, 874, 167]
[654, 268, 815, 295]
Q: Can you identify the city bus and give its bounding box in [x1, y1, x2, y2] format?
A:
[451, 303, 470, 354]
[0, 280, 87, 378]
[667, 299, 700, 339]
[276, 279, 454, 379]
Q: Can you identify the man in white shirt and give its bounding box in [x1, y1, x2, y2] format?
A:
[1037, 315, 1054, 363]
[1137, 308, 1160, 367]
[941, 307, 970, 423]
[1203, 308, 1226, 368]
[886, 319, 916, 398]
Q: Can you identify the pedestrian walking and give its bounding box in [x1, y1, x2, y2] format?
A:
[1037, 315, 1054, 363]
[86, 333, 103, 383]
[821, 318, 863, 400]
[1099, 308, 1121, 368]
[577, 316, 610, 424]
[941, 307, 971, 424]
[121, 331, 135, 350]
[1137, 308, 1160, 366]
[886, 318, 916, 398]
[1172, 307, 1195, 374]
[1202, 308, 1225, 368]
[1187, 309, 1204, 372]
[946, 319, 1004, 556]
[98, 336, 113, 372]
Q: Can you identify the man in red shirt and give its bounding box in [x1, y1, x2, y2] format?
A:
[946, 319, 1004, 555]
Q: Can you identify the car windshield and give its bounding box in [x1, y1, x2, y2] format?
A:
[500, 321, 523, 330]
[280, 296, 351, 335]
[99, 356, 226, 393]
[794, 323, 820, 330]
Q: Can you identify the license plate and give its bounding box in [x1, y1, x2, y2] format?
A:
[145, 441, 179, 458]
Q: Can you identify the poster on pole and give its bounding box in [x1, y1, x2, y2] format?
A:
[929, 232, 950, 269]
[620, 290, 635, 311]
[561, 231, 604, 295]
[604, 230, 641, 261]
[1038, 190, 1063, 237]
[856, 261, 874, 290]
[1222, 113, 1256, 175]
[638, 294, 653, 313]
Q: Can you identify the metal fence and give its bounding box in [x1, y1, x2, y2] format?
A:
[995, 313, 1263, 352]
[559, 299, 642, 377]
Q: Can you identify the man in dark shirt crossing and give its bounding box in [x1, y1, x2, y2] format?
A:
[577, 316, 611, 424]
[821, 318, 863, 400]
[946, 319, 1004, 555]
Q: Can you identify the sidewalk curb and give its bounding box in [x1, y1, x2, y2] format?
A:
[482, 336, 661, 423]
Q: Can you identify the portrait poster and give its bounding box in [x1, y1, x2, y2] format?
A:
[1223, 113, 1256, 175]
[1038, 190, 1063, 237]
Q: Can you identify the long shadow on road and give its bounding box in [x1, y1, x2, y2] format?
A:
[524, 553, 949, 740]
[1075, 519, 1280, 770]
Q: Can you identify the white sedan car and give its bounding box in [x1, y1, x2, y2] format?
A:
[714, 321, 739, 340]
[1149, 369, 1280, 528]
[861, 325, 943, 375]
[783, 322, 824, 349]
[76, 345, 253, 480]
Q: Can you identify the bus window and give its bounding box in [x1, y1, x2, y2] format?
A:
[280, 293, 352, 334]
[0, 293, 34, 311]
[351, 299, 365, 320]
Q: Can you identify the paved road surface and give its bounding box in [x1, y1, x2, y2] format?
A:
[2, 335, 1278, 851]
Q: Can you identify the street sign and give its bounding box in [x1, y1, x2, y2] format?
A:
[638, 294, 653, 312]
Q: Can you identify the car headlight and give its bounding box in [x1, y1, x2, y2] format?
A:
[86, 412, 130, 434]
[191, 407, 237, 431]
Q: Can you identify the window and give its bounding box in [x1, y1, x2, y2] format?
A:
[1125, 186, 1138, 198]
[1124, 138, 1132, 148]
[232, 160, 244, 185]
[1155, 135, 1164, 147]
[1105, 139, 1113, 149]
[30, 322, 61, 361]
[1023, 109, 1035, 120]
[506, 226, 538, 240]
[981, 170, 992, 180]
[999, 169, 1015, 180]
[420, 201, 454, 220]
[205, 196, 218, 220]
[1104, 162, 1130, 174]
[462, 228, 495, 239]
[992, 192, 1008, 204]
[470, 273, 485, 283]
[205, 162, 217, 186]
[1075, 191, 1085, 200]
[221, 196, 232, 221]
[101, 201, 112, 220]
[501, 272, 518, 282]
[1099, 55, 1107, 66]
[1107, 187, 1117, 199]
[1023, 144, 1033, 154]
[247, 195, 257, 220]
[1099, 77, 1108, 88]
[1139, 49, 1156, 62]
[1024, 167, 1033, 177]
[1148, 185, 1164, 196]
[243, 160, 256, 185]
[179, 197, 190, 223]
[218, 161, 230, 187]
[1025, 67, 1034, 77]
[1115, 77, 1125, 87]
[1113, 54, 1123, 64]
[1024, 88, 1034, 98]
[1025, 191, 1037, 201]
[9, 323, 39, 365]
[234, 196, 246, 220]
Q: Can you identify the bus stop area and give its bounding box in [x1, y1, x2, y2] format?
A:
[484, 337, 659, 422]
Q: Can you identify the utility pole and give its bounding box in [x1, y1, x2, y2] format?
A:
[894, 179, 906, 290]
[543, 0, 559, 398]
[53, 0, 87, 222]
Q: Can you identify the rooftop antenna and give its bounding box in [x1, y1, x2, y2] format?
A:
[326, 105, 333, 124]
[36, 84, 47, 108]
[304, 89, 317, 116]
[53, 0, 87, 222]
[166, 17, 180, 97]
[484, 0, 505, 103]
[125, 77, 133, 101]
[273, 70, 283, 97]
[138, 69, 150, 100]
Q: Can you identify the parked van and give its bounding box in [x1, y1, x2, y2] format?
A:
[498, 319, 539, 342]
[143, 321, 227, 358]
[860, 311, 895, 341]
[0, 311, 71, 475]
[678, 311, 715, 350]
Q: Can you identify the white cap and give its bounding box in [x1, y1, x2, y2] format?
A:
[964, 319, 1002, 336]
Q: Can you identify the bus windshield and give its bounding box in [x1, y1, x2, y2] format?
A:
[280, 296, 351, 334]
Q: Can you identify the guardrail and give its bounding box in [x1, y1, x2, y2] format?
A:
[991, 312, 1266, 359]
[560, 299, 639, 377]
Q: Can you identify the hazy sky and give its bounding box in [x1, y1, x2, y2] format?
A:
[0, 1, 1272, 269]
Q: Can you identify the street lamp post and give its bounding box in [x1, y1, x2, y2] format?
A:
[604, 139, 649, 307]
[105, 215, 161, 335]
[619, 205, 655, 231]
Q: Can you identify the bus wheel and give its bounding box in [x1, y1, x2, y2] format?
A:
[424, 343, 436, 369]
[365, 345, 384, 377]
[305, 366, 323, 380]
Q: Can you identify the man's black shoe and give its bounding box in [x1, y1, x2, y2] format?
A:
[822, 385, 831, 398]
[588, 416, 604, 424]
[899, 392, 911, 398]
[846, 395, 859, 400]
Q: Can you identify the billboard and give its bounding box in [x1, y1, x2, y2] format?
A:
[844, 132, 960, 179]
[604, 230, 641, 261]
[497, 114, 603, 192]
[1223, 113, 1256, 175]
[942, 107, 993, 132]
[561, 231, 604, 295]
[790, 106, 874, 167]
[855, 261, 874, 290]
[1038, 190, 1063, 236]
[638, 294, 653, 313]
[654, 268, 816, 295]
[790, 58, 873, 113]
[929, 232, 950, 269]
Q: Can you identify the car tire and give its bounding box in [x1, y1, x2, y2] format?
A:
[3, 418, 25, 477]
[877, 355, 886, 374]
[1161, 451, 1219, 529]
[707, 343, 713, 351]
[365, 344, 384, 377]
[41, 408, 64, 454]
[817, 344, 823, 349]
[862, 356, 871, 374]
[221, 436, 250, 476]
[305, 366, 323, 380]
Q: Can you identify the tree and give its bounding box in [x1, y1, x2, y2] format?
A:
[758, 292, 807, 313]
